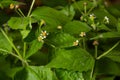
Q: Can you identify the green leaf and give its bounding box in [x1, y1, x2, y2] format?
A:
[0, 55, 11, 73]
[0, 10, 10, 25]
[6, 67, 23, 79]
[24, 29, 36, 42]
[0, 32, 12, 53]
[117, 19, 120, 32]
[96, 58, 120, 75]
[0, 72, 11, 80]
[93, 8, 117, 26]
[14, 66, 54, 80]
[105, 45, 120, 62]
[31, 6, 70, 32]
[106, 5, 120, 17]
[25, 39, 43, 59]
[0, 3, 3, 9]
[8, 17, 30, 30]
[63, 20, 91, 35]
[41, 0, 68, 7]
[47, 32, 77, 48]
[60, 5, 75, 20]
[72, 1, 93, 12]
[97, 24, 111, 31]
[99, 76, 115, 80]
[20, 30, 30, 39]
[46, 48, 94, 72]
[90, 32, 120, 40]
[55, 69, 84, 80]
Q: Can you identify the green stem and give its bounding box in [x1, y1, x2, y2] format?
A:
[0, 49, 25, 64]
[0, 29, 22, 58]
[97, 41, 120, 60]
[27, 0, 35, 16]
[15, 9, 23, 17]
[95, 45, 98, 59]
[18, 8, 25, 17]
[83, 38, 86, 50]
[84, 3, 87, 15]
[87, 0, 97, 15]
[23, 42, 26, 58]
[72, 0, 84, 15]
[29, 17, 32, 29]
[90, 60, 95, 80]
[93, 0, 97, 6]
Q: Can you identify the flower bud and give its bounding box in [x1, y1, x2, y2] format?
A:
[10, 4, 15, 9]
[93, 40, 99, 46]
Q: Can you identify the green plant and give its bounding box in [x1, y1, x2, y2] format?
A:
[0, 0, 120, 80]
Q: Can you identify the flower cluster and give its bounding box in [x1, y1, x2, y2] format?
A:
[73, 40, 79, 46]
[104, 16, 109, 24]
[38, 31, 49, 42]
[89, 14, 96, 21]
[57, 25, 62, 30]
[10, 3, 19, 9]
[88, 13, 109, 30]
[80, 32, 86, 37]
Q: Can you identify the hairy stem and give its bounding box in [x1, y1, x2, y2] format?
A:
[95, 45, 98, 59]
[27, 0, 35, 16]
[18, 8, 25, 17]
[72, 0, 84, 15]
[97, 41, 120, 60]
[23, 42, 26, 58]
[83, 38, 86, 50]
[0, 29, 22, 58]
[0, 49, 27, 64]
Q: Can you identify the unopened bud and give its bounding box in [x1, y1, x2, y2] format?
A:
[57, 25, 62, 29]
[10, 4, 14, 9]
[15, 5, 19, 9]
[40, 19, 46, 26]
[93, 40, 99, 46]
[73, 40, 79, 46]
[80, 32, 86, 37]
[83, 2, 87, 6]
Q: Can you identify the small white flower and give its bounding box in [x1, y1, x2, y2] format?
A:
[10, 3, 15, 9]
[17, 45, 21, 49]
[80, 32, 86, 37]
[40, 31, 49, 39]
[73, 40, 79, 46]
[89, 14, 96, 21]
[104, 16, 109, 24]
[15, 5, 19, 9]
[57, 25, 62, 29]
[99, 34, 103, 38]
[38, 30, 49, 42]
[38, 36, 44, 42]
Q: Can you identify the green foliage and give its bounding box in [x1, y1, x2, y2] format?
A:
[46, 48, 94, 72]
[8, 17, 30, 30]
[47, 32, 77, 48]
[55, 69, 84, 80]
[0, 0, 120, 80]
[31, 6, 70, 32]
[63, 20, 91, 35]
[91, 32, 120, 40]
[14, 66, 54, 80]
[26, 39, 43, 59]
[0, 32, 12, 53]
